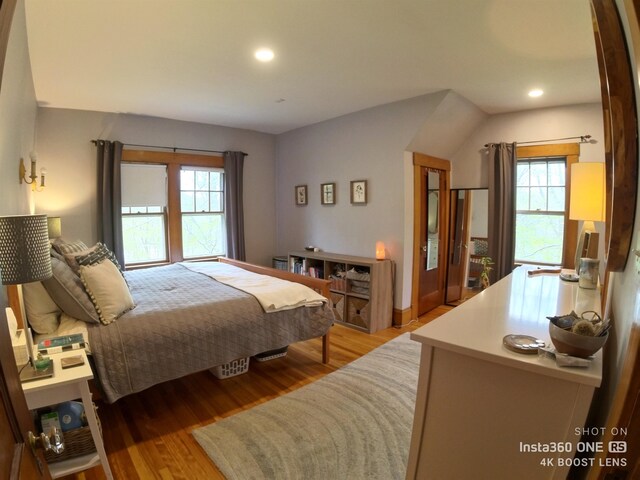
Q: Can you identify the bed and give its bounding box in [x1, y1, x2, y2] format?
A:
[20, 243, 334, 403]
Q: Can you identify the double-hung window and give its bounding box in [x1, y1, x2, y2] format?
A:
[513, 144, 578, 267]
[121, 163, 168, 265]
[180, 167, 226, 258]
[120, 150, 226, 267]
[515, 158, 566, 265]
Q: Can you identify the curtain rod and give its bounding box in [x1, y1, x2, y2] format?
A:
[484, 134, 592, 148]
[91, 140, 247, 156]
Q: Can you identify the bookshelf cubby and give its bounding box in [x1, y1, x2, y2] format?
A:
[288, 251, 393, 333]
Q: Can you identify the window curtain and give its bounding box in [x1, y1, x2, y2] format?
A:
[487, 142, 517, 282]
[96, 140, 125, 266]
[224, 151, 247, 261]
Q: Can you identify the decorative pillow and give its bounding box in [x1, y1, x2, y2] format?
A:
[22, 282, 61, 334]
[76, 242, 124, 273]
[474, 239, 489, 256]
[50, 247, 65, 262]
[42, 257, 100, 324]
[64, 245, 99, 274]
[52, 238, 89, 256]
[80, 260, 135, 325]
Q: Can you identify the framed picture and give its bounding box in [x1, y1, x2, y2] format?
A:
[350, 180, 367, 204]
[295, 185, 308, 205]
[321, 182, 336, 205]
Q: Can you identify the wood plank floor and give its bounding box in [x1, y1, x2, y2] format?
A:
[60, 306, 451, 480]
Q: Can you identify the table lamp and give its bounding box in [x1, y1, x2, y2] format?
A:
[0, 214, 53, 381]
[569, 163, 605, 272]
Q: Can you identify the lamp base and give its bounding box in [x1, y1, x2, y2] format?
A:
[574, 222, 599, 271]
[19, 362, 53, 383]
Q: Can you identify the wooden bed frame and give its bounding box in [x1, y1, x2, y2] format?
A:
[218, 257, 332, 363]
[6, 257, 333, 364]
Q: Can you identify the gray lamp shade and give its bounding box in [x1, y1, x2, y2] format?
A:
[47, 216, 62, 239]
[0, 214, 53, 285]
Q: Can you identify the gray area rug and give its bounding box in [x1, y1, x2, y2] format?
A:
[192, 333, 420, 480]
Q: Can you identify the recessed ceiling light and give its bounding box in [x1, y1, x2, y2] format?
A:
[528, 89, 544, 98]
[255, 48, 274, 62]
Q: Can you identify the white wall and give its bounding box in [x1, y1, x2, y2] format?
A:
[451, 103, 605, 189]
[275, 90, 487, 310]
[0, 0, 36, 216]
[33, 108, 277, 266]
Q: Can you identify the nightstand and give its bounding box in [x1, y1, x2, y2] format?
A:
[21, 349, 113, 479]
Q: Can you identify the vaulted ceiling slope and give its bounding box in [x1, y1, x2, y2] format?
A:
[25, 0, 600, 135]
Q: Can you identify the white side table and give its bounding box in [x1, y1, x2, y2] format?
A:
[22, 349, 113, 479]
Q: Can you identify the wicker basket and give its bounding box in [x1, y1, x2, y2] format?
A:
[330, 292, 345, 322]
[347, 297, 370, 329]
[210, 357, 250, 379]
[44, 425, 97, 463]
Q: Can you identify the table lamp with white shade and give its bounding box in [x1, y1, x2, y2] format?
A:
[569, 162, 606, 272]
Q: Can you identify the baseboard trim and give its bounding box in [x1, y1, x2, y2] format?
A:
[393, 307, 413, 326]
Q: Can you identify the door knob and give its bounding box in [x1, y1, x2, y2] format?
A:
[421, 245, 427, 252]
[29, 427, 65, 454]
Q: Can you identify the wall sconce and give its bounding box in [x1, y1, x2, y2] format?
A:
[376, 241, 386, 260]
[19, 152, 46, 191]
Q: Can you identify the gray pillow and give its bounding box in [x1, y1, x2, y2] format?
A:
[52, 238, 89, 256]
[42, 256, 100, 324]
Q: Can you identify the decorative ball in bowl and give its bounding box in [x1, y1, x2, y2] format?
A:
[548, 320, 608, 358]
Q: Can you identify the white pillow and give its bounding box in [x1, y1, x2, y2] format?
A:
[22, 282, 61, 334]
[79, 260, 135, 325]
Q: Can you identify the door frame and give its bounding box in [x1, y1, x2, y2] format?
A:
[411, 152, 451, 321]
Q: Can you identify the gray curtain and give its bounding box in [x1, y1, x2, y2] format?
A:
[224, 151, 247, 260]
[96, 140, 125, 266]
[487, 142, 517, 282]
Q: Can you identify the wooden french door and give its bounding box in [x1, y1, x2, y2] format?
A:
[445, 189, 471, 304]
[412, 153, 450, 317]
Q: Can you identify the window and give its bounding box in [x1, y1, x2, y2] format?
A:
[120, 150, 226, 267]
[180, 167, 225, 258]
[515, 158, 565, 265]
[121, 163, 168, 265]
[514, 144, 578, 268]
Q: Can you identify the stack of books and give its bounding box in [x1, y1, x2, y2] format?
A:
[37, 333, 85, 354]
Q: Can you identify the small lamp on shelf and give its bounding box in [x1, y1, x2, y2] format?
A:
[375, 241, 386, 260]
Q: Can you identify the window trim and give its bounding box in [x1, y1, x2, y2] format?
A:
[515, 143, 579, 268]
[121, 149, 224, 264]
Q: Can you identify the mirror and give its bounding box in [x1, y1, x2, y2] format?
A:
[425, 171, 440, 271]
[591, 0, 638, 273]
[445, 188, 488, 305]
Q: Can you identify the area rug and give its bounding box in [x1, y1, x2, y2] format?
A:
[192, 333, 421, 480]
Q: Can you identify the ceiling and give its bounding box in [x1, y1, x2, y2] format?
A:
[24, 0, 601, 135]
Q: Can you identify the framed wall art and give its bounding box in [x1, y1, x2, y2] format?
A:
[350, 180, 367, 205]
[295, 185, 308, 205]
[321, 182, 336, 205]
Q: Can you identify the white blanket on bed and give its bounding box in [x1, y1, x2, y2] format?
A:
[180, 262, 327, 313]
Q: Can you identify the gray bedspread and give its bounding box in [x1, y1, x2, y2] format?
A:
[87, 263, 334, 403]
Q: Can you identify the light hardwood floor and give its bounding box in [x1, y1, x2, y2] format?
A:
[60, 306, 451, 480]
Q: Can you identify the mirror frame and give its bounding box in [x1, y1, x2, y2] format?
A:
[591, 0, 639, 273]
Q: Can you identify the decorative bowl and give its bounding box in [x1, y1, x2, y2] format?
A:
[548, 320, 608, 358]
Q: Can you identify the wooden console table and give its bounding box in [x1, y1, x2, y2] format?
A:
[407, 265, 602, 479]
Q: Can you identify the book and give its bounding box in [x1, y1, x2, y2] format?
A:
[38, 334, 86, 354]
[61, 355, 85, 369]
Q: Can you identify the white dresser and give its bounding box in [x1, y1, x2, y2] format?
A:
[407, 265, 602, 480]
